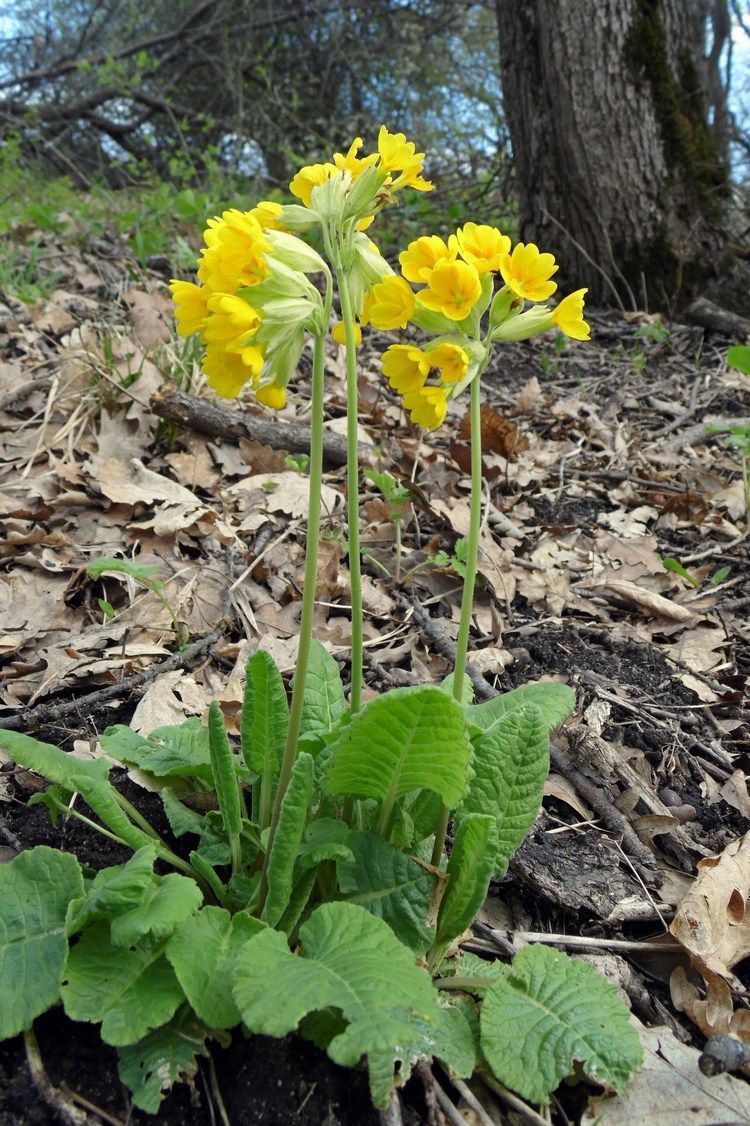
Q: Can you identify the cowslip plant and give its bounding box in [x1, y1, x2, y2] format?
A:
[0, 127, 642, 1116]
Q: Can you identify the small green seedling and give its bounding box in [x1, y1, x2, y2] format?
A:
[285, 453, 310, 473]
[365, 469, 413, 581]
[86, 557, 189, 648]
[661, 556, 731, 589]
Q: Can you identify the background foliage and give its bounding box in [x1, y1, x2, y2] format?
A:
[0, 0, 749, 298]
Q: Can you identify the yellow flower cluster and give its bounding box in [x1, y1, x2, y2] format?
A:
[362, 222, 589, 430]
[289, 126, 432, 215]
[170, 205, 279, 398]
[170, 202, 329, 404]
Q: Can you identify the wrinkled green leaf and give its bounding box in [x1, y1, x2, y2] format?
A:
[67, 846, 159, 935]
[337, 831, 437, 953]
[109, 873, 203, 948]
[458, 704, 549, 877]
[435, 813, 495, 952]
[298, 639, 345, 737]
[263, 752, 314, 927]
[100, 719, 214, 783]
[242, 650, 288, 829]
[208, 700, 242, 872]
[233, 901, 439, 1106]
[117, 1010, 214, 1113]
[0, 847, 83, 1039]
[298, 818, 352, 869]
[481, 944, 643, 1105]
[467, 682, 574, 736]
[167, 908, 264, 1029]
[326, 686, 472, 819]
[0, 730, 156, 852]
[62, 924, 185, 1046]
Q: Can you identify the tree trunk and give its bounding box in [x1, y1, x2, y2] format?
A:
[495, 0, 731, 311]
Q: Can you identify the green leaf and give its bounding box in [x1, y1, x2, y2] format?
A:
[0, 731, 156, 852]
[459, 704, 549, 877]
[298, 817, 352, 869]
[232, 901, 440, 1107]
[67, 846, 159, 935]
[440, 672, 474, 705]
[167, 908, 264, 1028]
[275, 867, 317, 935]
[727, 344, 750, 375]
[160, 787, 206, 838]
[263, 752, 314, 927]
[62, 924, 185, 1046]
[117, 1010, 214, 1113]
[480, 944, 643, 1105]
[86, 556, 164, 589]
[0, 847, 83, 1039]
[241, 651, 288, 823]
[326, 686, 472, 823]
[109, 873, 203, 948]
[208, 700, 242, 872]
[298, 639, 345, 737]
[337, 831, 438, 953]
[661, 556, 700, 586]
[100, 720, 215, 783]
[435, 814, 495, 951]
[467, 682, 574, 736]
[366, 997, 479, 1108]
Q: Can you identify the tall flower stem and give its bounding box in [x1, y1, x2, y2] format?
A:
[431, 374, 483, 867]
[337, 274, 364, 717]
[258, 310, 329, 913]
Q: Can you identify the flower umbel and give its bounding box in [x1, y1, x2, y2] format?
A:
[365, 221, 588, 431]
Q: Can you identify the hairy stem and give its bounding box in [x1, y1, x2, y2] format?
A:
[337, 276, 364, 716]
[258, 316, 328, 913]
[430, 375, 483, 868]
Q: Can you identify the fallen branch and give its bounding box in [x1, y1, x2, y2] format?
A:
[682, 296, 750, 339]
[0, 629, 223, 732]
[151, 387, 374, 468]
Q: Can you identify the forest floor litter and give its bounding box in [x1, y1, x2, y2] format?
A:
[0, 224, 749, 1125]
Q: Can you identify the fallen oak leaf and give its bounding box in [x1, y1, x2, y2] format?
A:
[670, 834, 750, 981]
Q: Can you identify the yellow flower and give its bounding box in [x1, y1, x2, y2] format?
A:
[256, 383, 286, 410]
[289, 162, 337, 208]
[203, 293, 262, 347]
[332, 137, 379, 180]
[415, 260, 482, 322]
[332, 320, 362, 347]
[377, 126, 433, 192]
[248, 200, 285, 230]
[453, 223, 511, 276]
[553, 288, 590, 340]
[381, 344, 431, 392]
[198, 209, 269, 293]
[399, 236, 455, 284]
[499, 242, 558, 302]
[401, 385, 448, 429]
[361, 275, 416, 330]
[170, 280, 209, 336]
[202, 343, 264, 398]
[427, 342, 469, 384]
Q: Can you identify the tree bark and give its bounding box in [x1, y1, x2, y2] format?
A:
[496, 0, 731, 311]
